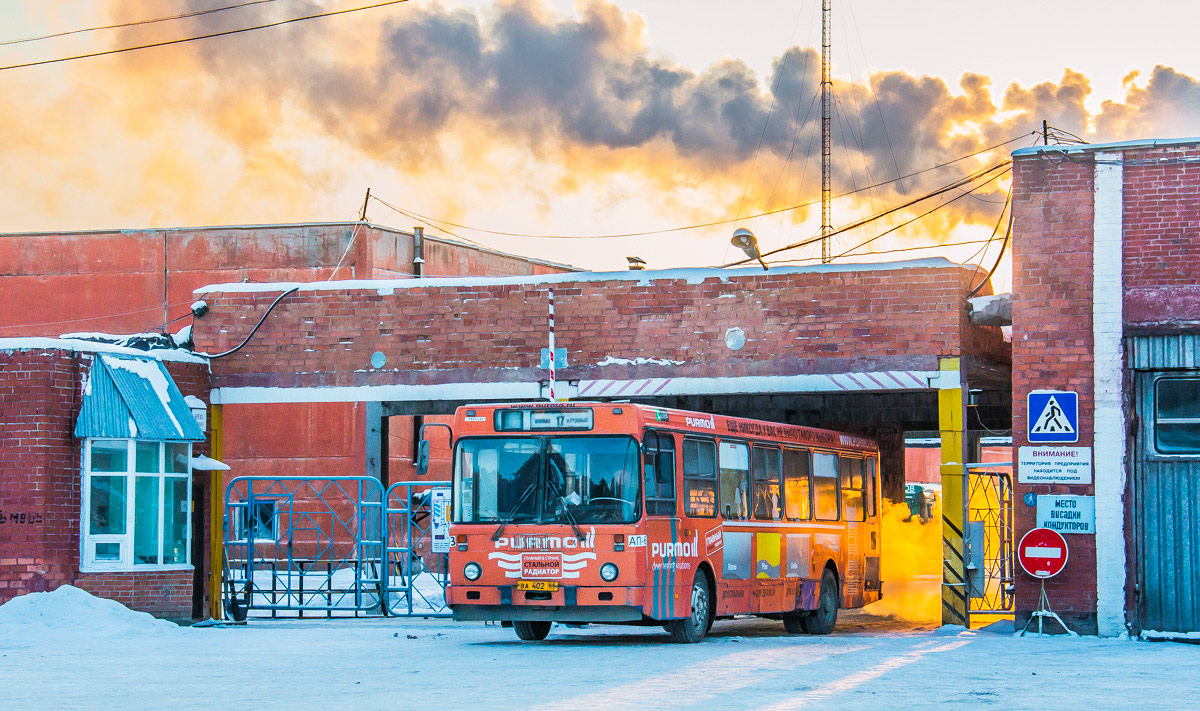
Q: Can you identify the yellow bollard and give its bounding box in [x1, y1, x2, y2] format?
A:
[938, 357, 969, 627]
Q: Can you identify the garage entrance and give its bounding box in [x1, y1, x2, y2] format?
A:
[194, 260, 1012, 625]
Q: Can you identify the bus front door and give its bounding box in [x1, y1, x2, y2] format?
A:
[644, 430, 682, 620]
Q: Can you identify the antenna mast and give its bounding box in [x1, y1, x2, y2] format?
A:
[820, 0, 833, 263]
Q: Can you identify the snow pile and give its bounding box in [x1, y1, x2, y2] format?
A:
[0, 586, 180, 640]
[597, 356, 683, 366]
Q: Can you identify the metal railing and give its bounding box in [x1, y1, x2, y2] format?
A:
[222, 476, 450, 619]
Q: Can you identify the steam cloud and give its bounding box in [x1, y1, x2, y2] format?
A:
[5, 0, 1200, 244]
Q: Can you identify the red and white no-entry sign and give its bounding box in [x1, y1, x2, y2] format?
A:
[1018, 527, 1069, 578]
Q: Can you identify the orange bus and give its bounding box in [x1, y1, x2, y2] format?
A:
[438, 401, 882, 642]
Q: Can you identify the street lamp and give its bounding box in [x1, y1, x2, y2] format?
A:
[731, 228, 768, 271]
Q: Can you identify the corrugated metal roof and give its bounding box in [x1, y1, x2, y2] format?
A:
[75, 355, 204, 441]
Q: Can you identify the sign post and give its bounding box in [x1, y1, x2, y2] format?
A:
[1017, 527, 1078, 636]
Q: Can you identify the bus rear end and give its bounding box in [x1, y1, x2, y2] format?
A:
[445, 403, 648, 639]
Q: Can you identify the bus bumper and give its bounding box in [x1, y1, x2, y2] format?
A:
[452, 604, 643, 623]
[449, 585, 645, 622]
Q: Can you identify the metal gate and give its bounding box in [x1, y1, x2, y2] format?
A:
[964, 462, 1015, 615]
[222, 477, 451, 619]
[1133, 365, 1200, 633]
[385, 482, 451, 616]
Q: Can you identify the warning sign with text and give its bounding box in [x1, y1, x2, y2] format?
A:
[1018, 446, 1092, 484]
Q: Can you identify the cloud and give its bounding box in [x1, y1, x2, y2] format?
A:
[2, 0, 1200, 258]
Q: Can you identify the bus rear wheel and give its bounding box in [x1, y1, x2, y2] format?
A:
[805, 569, 839, 635]
[782, 611, 808, 633]
[665, 572, 711, 643]
[512, 621, 552, 641]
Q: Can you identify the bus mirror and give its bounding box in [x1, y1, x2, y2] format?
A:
[416, 439, 431, 476]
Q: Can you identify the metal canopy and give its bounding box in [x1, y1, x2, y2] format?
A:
[75, 354, 204, 441]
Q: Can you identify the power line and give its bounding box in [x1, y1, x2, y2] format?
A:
[370, 133, 1035, 241]
[967, 207, 1014, 298]
[369, 195, 493, 250]
[0, 0, 286, 47]
[723, 158, 1012, 266]
[0, 300, 196, 333]
[818, 166, 1011, 263]
[0, 0, 408, 73]
[766, 237, 995, 265]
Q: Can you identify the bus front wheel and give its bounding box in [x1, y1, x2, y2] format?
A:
[665, 572, 712, 643]
[805, 569, 839, 635]
[512, 620, 552, 641]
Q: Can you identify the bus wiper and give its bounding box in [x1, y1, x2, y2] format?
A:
[490, 481, 538, 542]
[546, 461, 588, 544]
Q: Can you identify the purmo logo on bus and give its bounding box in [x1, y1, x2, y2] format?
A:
[685, 416, 715, 429]
[494, 529, 596, 550]
[652, 531, 698, 559]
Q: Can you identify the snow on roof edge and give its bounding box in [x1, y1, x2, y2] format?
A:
[1013, 136, 1200, 157]
[0, 337, 208, 365]
[194, 258, 962, 295]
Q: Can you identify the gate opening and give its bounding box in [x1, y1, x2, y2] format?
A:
[222, 476, 452, 619]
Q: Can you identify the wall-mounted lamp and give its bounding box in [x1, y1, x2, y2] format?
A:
[730, 228, 768, 271]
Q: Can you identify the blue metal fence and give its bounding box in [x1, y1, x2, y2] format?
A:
[222, 476, 450, 619]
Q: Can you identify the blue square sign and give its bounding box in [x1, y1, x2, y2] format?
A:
[1027, 390, 1079, 443]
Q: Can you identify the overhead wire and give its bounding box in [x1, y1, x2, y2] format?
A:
[967, 208, 1014, 298]
[722, 158, 1013, 266]
[369, 133, 1036, 242]
[370, 195, 492, 250]
[0, 0, 287, 46]
[0, 0, 409, 73]
[814, 166, 1011, 263]
[765, 237, 996, 265]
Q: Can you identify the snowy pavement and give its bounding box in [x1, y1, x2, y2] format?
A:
[1, 588, 1196, 710]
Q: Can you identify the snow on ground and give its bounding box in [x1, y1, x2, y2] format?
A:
[0, 588, 1196, 710]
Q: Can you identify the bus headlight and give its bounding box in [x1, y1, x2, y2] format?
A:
[600, 563, 619, 582]
[463, 562, 482, 581]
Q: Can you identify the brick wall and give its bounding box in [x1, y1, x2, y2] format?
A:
[196, 263, 1008, 390]
[0, 349, 82, 603]
[1012, 142, 1200, 635]
[1011, 152, 1100, 633]
[74, 571, 193, 621]
[1122, 146, 1200, 326]
[0, 347, 209, 620]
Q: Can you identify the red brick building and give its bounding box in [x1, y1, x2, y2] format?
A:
[1011, 137, 1200, 636]
[0, 222, 571, 618]
[0, 340, 210, 619]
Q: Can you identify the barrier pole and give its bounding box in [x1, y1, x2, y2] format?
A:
[938, 357, 970, 627]
[209, 403, 225, 620]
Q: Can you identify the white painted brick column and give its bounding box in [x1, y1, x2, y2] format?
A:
[1093, 152, 1127, 637]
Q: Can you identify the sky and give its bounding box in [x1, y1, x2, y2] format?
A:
[2, 1, 1200, 290]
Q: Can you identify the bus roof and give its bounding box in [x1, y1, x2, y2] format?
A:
[451, 402, 878, 453]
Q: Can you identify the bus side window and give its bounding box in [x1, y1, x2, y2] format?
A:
[840, 456, 866, 522]
[718, 441, 750, 520]
[751, 445, 782, 521]
[644, 431, 677, 516]
[682, 439, 717, 517]
[813, 452, 840, 521]
[865, 457, 877, 519]
[783, 448, 811, 521]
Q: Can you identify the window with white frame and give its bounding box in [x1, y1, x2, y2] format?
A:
[84, 439, 192, 570]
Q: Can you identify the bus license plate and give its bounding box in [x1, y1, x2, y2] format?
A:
[516, 581, 559, 592]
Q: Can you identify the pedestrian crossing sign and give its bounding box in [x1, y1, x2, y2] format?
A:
[1027, 390, 1079, 443]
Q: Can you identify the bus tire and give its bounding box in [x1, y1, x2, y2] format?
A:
[805, 569, 839, 635]
[666, 572, 712, 643]
[782, 611, 808, 634]
[513, 621, 552, 641]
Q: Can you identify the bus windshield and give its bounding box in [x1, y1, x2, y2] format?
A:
[454, 436, 640, 524]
